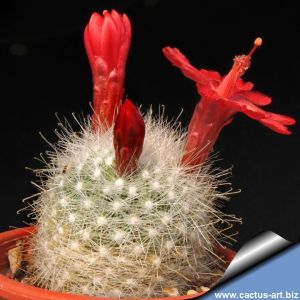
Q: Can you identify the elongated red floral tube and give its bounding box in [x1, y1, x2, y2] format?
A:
[84, 10, 131, 130]
[113, 99, 145, 176]
[163, 38, 295, 167]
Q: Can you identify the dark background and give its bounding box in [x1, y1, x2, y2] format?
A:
[0, 0, 299, 250]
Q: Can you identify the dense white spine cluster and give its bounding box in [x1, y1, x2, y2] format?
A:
[25, 111, 237, 298]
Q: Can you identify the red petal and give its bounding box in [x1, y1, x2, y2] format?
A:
[114, 99, 145, 176]
[163, 47, 222, 90]
[260, 118, 292, 135]
[198, 69, 222, 82]
[101, 11, 120, 70]
[196, 83, 215, 98]
[265, 113, 296, 125]
[223, 97, 267, 119]
[118, 13, 131, 70]
[259, 112, 296, 135]
[233, 90, 272, 106]
[162, 47, 200, 82]
[236, 80, 254, 91]
[228, 97, 296, 135]
[87, 12, 103, 57]
[111, 10, 124, 40]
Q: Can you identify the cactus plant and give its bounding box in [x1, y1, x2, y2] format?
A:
[22, 9, 295, 299]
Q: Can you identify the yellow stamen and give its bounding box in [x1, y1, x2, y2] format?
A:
[249, 37, 263, 57]
[254, 37, 263, 46]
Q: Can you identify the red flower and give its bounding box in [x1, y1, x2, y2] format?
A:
[113, 99, 145, 176]
[84, 10, 131, 130]
[163, 38, 295, 166]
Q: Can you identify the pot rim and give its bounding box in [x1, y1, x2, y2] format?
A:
[0, 226, 204, 300]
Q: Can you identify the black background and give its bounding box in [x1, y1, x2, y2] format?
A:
[0, 0, 299, 250]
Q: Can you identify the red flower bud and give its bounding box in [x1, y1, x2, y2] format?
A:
[84, 10, 131, 130]
[113, 99, 145, 176]
[163, 38, 295, 167]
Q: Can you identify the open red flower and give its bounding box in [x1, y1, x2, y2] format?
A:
[163, 38, 295, 166]
[113, 99, 145, 176]
[84, 10, 131, 130]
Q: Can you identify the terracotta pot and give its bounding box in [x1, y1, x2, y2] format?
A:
[0, 227, 234, 300]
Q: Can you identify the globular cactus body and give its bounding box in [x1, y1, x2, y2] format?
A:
[27, 114, 232, 298]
